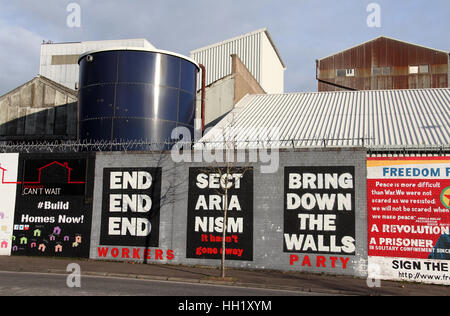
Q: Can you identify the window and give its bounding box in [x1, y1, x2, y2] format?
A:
[372, 67, 391, 76]
[409, 66, 419, 74]
[336, 69, 346, 77]
[346, 69, 355, 77]
[51, 55, 80, 65]
[409, 65, 430, 74]
[382, 67, 391, 76]
[419, 65, 430, 73]
[336, 69, 355, 77]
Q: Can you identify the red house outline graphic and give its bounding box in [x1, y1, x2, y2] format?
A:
[0, 161, 85, 185]
[0, 165, 8, 184]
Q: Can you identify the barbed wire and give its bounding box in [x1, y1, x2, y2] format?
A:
[0, 139, 175, 153]
[0, 138, 448, 155]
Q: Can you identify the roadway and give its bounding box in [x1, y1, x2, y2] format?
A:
[0, 270, 331, 297]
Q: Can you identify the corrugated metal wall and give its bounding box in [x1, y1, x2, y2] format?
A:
[317, 37, 449, 92]
[190, 31, 262, 90]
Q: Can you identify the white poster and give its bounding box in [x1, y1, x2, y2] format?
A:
[369, 257, 449, 286]
[367, 157, 450, 285]
[0, 153, 19, 256]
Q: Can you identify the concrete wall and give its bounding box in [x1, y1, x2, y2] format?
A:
[0, 76, 77, 140]
[5, 149, 448, 284]
[197, 55, 266, 127]
[90, 149, 368, 277]
[197, 76, 235, 126]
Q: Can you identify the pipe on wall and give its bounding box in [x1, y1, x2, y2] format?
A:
[199, 64, 206, 133]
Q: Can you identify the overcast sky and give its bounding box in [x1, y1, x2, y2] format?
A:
[0, 0, 449, 96]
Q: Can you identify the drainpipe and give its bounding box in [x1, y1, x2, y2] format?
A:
[199, 64, 206, 133]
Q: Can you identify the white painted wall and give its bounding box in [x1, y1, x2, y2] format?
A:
[0, 153, 19, 256]
[260, 32, 285, 94]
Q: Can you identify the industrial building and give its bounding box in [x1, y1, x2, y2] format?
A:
[0, 32, 448, 153]
[40, 39, 156, 90]
[197, 54, 266, 126]
[0, 29, 286, 145]
[191, 28, 286, 94]
[0, 75, 77, 141]
[191, 28, 286, 125]
[316, 36, 450, 92]
[0, 29, 449, 286]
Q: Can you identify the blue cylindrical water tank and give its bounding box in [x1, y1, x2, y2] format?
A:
[77, 48, 199, 150]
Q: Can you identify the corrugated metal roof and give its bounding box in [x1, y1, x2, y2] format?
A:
[198, 89, 450, 150]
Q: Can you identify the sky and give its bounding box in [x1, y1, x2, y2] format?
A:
[0, 0, 449, 96]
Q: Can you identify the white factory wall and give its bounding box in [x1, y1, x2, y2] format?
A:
[260, 32, 285, 94]
[39, 39, 155, 90]
[191, 29, 285, 94]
